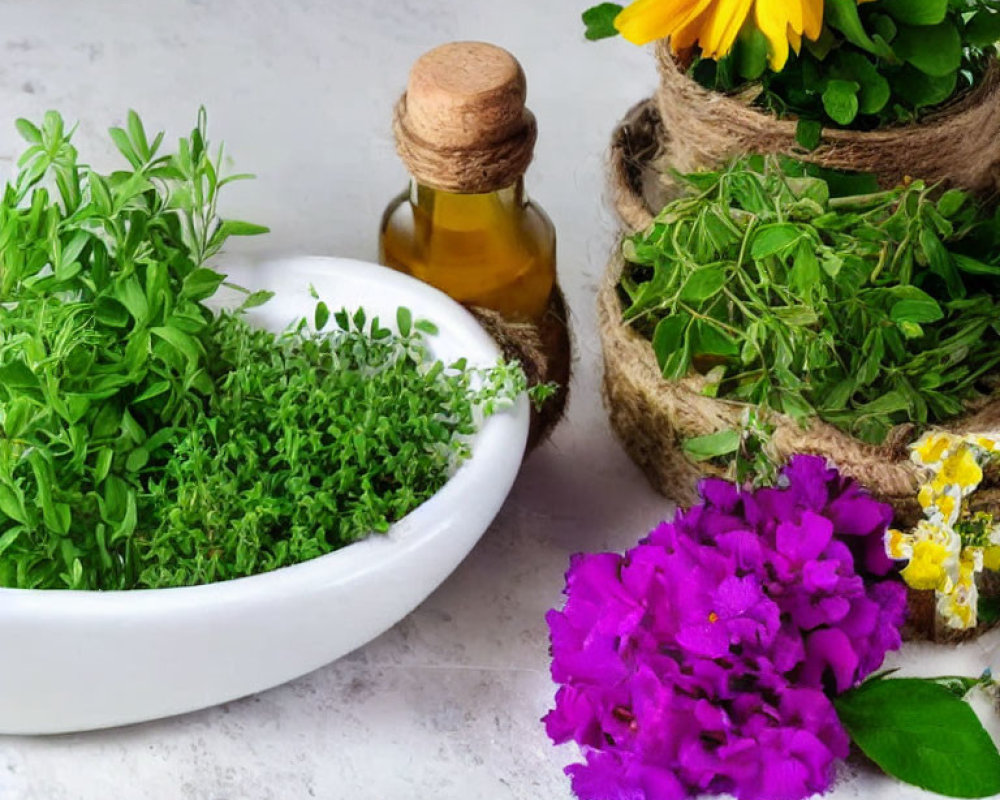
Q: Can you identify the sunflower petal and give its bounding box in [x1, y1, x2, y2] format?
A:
[699, 0, 754, 59]
[754, 0, 790, 70]
[615, 0, 712, 46]
[801, 0, 824, 39]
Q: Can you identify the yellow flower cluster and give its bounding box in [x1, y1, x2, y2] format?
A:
[614, 0, 873, 71]
[886, 431, 1000, 630]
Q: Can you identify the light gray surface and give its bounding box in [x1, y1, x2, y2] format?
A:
[0, 1, 997, 798]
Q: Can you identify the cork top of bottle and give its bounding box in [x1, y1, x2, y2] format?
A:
[405, 42, 527, 149]
[393, 41, 537, 194]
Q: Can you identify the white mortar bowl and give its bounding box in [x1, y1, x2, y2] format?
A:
[0, 257, 529, 735]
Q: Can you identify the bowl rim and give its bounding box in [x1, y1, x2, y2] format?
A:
[0, 255, 529, 608]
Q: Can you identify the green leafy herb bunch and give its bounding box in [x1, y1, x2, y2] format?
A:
[692, 0, 1000, 141]
[619, 155, 1000, 445]
[0, 111, 527, 591]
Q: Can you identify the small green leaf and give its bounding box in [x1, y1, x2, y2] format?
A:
[314, 301, 330, 331]
[396, 307, 412, 337]
[834, 678, 1000, 798]
[217, 219, 270, 237]
[15, 119, 41, 144]
[890, 297, 944, 324]
[735, 26, 768, 81]
[822, 80, 860, 126]
[652, 314, 690, 376]
[751, 223, 802, 259]
[181, 268, 226, 301]
[238, 290, 274, 311]
[680, 265, 727, 302]
[682, 429, 740, 462]
[795, 119, 823, 151]
[582, 3, 622, 41]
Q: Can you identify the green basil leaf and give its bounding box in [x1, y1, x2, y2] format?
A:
[822, 79, 860, 125]
[582, 3, 622, 40]
[834, 678, 1000, 798]
[892, 22, 962, 77]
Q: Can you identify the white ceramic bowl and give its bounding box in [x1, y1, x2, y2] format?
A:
[0, 256, 529, 735]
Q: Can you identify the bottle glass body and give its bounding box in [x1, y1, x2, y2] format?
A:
[378, 178, 556, 322]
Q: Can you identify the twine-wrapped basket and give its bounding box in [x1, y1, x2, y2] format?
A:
[602, 100, 1000, 640]
[654, 41, 1000, 195]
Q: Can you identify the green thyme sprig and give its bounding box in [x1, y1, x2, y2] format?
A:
[137, 307, 525, 589]
[619, 155, 1000, 445]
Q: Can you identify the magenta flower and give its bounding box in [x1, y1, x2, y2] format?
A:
[545, 455, 907, 800]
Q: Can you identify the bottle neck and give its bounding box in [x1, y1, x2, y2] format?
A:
[409, 176, 527, 216]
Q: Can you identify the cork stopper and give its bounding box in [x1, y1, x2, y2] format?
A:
[393, 42, 537, 194]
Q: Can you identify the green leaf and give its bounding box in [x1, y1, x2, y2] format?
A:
[937, 189, 968, 219]
[217, 219, 269, 238]
[680, 265, 727, 302]
[751, 223, 802, 259]
[652, 314, 690, 377]
[880, 0, 947, 26]
[967, 10, 1000, 48]
[682, 429, 740, 462]
[238, 290, 274, 311]
[891, 297, 944, 324]
[396, 306, 412, 337]
[181, 268, 226, 301]
[892, 65, 958, 109]
[151, 325, 202, 365]
[892, 22, 962, 77]
[314, 301, 330, 331]
[822, 80, 860, 126]
[824, 0, 887, 55]
[834, 678, 1000, 798]
[735, 26, 768, 81]
[692, 319, 739, 359]
[15, 118, 41, 144]
[954, 253, 1000, 276]
[829, 52, 890, 115]
[795, 119, 822, 151]
[582, 3, 622, 41]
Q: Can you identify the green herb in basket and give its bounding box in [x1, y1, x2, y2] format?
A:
[619, 155, 1000, 444]
[693, 0, 1000, 135]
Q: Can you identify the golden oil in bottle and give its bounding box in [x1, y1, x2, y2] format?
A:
[380, 42, 556, 323]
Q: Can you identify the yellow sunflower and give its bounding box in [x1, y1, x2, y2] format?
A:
[614, 0, 866, 71]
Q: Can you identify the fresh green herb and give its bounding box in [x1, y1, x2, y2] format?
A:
[138, 310, 525, 588]
[0, 110, 527, 591]
[834, 675, 1000, 798]
[582, 3, 623, 40]
[619, 155, 1000, 444]
[0, 109, 266, 590]
[692, 0, 1000, 131]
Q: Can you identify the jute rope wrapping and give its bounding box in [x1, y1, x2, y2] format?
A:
[471, 288, 572, 451]
[393, 97, 538, 195]
[602, 99, 1000, 641]
[654, 41, 1000, 195]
